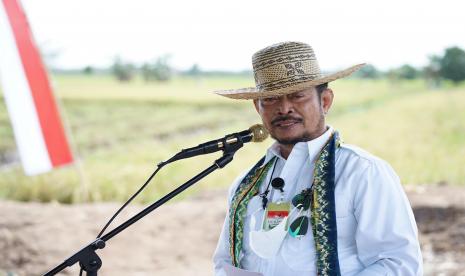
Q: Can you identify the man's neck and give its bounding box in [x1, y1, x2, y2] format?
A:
[278, 144, 294, 160]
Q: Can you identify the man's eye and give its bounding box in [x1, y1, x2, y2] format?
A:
[289, 93, 306, 100]
[262, 97, 278, 103]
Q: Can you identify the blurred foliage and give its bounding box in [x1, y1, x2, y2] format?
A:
[439, 47, 465, 83]
[186, 64, 201, 77]
[83, 66, 94, 75]
[141, 55, 173, 82]
[386, 64, 419, 84]
[423, 55, 442, 88]
[112, 56, 135, 82]
[397, 64, 419, 80]
[353, 64, 380, 79]
[1, 75, 464, 204]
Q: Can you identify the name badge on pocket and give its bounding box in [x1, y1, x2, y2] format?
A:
[263, 202, 290, 230]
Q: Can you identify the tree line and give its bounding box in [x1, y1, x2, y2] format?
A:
[353, 46, 465, 85]
[82, 46, 465, 85]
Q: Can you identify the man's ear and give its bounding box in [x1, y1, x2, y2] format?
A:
[320, 88, 334, 114]
[253, 99, 260, 113]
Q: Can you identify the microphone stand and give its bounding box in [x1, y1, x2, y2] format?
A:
[43, 134, 246, 276]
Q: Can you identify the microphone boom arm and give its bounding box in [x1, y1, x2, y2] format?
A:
[158, 131, 250, 167]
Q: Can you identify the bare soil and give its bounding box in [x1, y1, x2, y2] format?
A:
[1, 184, 464, 276]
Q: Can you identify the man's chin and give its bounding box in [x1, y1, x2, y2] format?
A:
[272, 134, 312, 145]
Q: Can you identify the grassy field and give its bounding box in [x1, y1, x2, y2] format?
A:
[0, 74, 464, 203]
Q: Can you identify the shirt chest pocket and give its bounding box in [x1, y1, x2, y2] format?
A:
[335, 193, 350, 218]
[334, 193, 357, 240]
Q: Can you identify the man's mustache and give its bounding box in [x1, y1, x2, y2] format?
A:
[271, 115, 303, 125]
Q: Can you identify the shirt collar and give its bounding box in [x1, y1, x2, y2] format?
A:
[264, 126, 334, 165]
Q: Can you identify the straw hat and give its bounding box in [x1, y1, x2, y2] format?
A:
[214, 41, 365, 100]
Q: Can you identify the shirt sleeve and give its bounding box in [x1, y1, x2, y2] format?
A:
[213, 210, 232, 276]
[212, 171, 248, 276]
[353, 159, 423, 275]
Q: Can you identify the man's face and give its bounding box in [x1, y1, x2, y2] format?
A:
[253, 87, 333, 145]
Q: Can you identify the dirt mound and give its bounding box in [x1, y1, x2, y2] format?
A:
[1, 185, 464, 276]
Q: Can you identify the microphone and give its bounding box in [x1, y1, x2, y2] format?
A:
[159, 124, 268, 166]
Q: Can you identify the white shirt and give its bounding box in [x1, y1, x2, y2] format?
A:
[213, 127, 423, 276]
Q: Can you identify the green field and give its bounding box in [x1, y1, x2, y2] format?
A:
[0, 75, 464, 203]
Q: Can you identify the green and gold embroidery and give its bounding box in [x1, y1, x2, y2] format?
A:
[311, 132, 341, 275]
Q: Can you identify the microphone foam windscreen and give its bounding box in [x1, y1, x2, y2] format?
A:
[249, 124, 269, 142]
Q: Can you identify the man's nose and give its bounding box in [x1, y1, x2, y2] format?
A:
[276, 97, 294, 114]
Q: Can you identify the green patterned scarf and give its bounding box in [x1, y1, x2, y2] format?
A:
[228, 132, 341, 276]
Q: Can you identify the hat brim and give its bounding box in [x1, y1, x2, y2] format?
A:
[214, 63, 365, 100]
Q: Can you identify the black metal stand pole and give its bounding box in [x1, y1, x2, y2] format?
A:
[43, 149, 238, 276]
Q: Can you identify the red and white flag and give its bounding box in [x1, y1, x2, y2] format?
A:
[0, 0, 73, 175]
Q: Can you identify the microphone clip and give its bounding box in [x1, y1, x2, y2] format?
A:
[213, 133, 245, 169]
[221, 133, 245, 154]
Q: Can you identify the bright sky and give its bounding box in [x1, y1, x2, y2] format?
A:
[21, 0, 465, 71]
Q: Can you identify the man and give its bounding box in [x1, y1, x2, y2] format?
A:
[212, 41, 423, 276]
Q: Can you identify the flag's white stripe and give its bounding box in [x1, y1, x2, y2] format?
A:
[0, 0, 52, 175]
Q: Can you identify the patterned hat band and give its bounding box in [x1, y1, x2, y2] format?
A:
[215, 41, 365, 100]
[254, 60, 322, 91]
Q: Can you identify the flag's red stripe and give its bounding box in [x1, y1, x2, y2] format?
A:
[3, 0, 73, 167]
